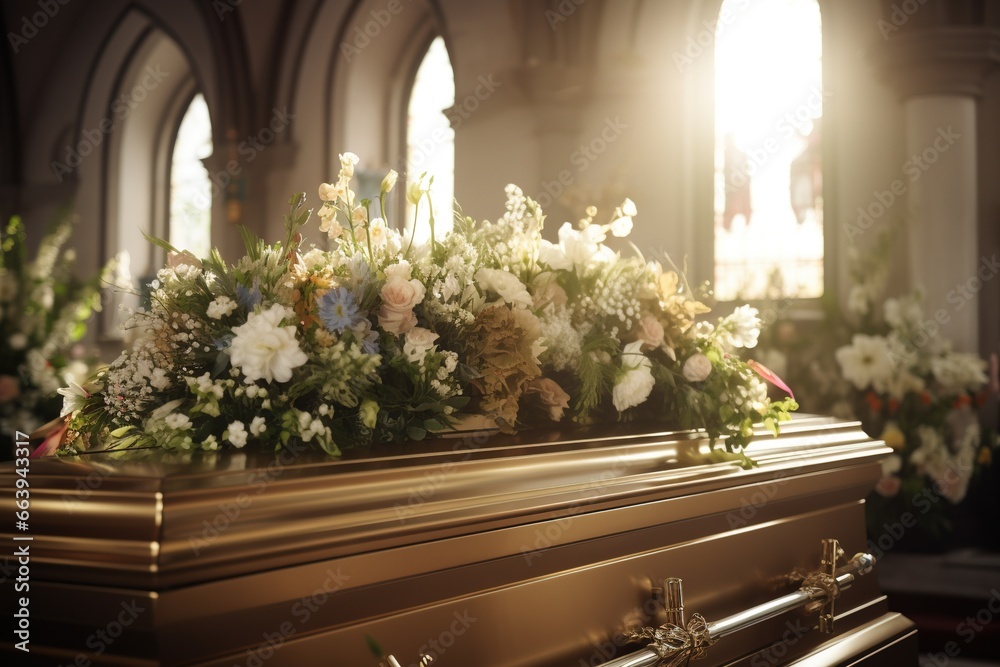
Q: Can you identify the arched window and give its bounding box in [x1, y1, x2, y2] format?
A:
[169, 93, 213, 259]
[714, 0, 824, 300]
[405, 36, 455, 244]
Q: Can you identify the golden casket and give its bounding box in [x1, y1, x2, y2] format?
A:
[1, 415, 916, 665]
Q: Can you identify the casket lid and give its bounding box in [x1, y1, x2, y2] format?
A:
[1, 415, 888, 589]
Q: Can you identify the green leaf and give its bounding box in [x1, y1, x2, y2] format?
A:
[141, 229, 179, 255]
[406, 426, 427, 441]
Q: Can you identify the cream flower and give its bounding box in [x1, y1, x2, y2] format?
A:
[318, 182, 339, 201]
[475, 268, 532, 309]
[207, 296, 238, 320]
[403, 326, 439, 363]
[635, 314, 665, 349]
[613, 341, 655, 412]
[229, 304, 308, 383]
[381, 169, 398, 193]
[339, 152, 359, 179]
[682, 353, 712, 382]
[378, 275, 426, 335]
[226, 421, 248, 448]
[835, 334, 892, 391]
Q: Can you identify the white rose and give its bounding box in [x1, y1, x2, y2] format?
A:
[635, 314, 665, 349]
[613, 341, 655, 412]
[164, 413, 192, 430]
[475, 268, 532, 309]
[682, 353, 713, 382]
[229, 304, 308, 383]
[403, 326, 439, 363]
[384, 260, 413, 282]
[250, 415, 267, 436]
[227, 420, 248, 448]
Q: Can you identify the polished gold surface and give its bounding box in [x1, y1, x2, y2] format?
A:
[0, 416, 916, 665]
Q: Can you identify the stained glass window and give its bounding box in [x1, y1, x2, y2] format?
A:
[169, 93, 213, 259]
[406, 37, 455, 244]
[714, 0, 824, 300]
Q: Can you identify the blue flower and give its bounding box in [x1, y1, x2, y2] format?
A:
[236, 280, 262, 310]
[319, 287, 361, 333]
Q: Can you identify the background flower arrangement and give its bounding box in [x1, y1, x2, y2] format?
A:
[50, 153, 796, 461]
[754, 234, 998, 548]
[0, 211, 122, 458]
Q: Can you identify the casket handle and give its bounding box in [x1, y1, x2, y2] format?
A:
[602, 538, 876, 667]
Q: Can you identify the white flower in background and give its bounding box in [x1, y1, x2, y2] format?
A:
[882, 368, 925, 400]
[164, 413, 192, 430]
[613, 341, 655, 412]
[381, 169, 398, 193]
[226, 420, 248, 448]
[56, 381, 91, 417]
[9, 332, 27, 350]
[318, 183, 338, 201]
[60, 360, 90, 388]
[475, 268, 532, 309]
[403, 326, 439, 363]
[682, 353, 713, 382]
[719, 305, 761, 349]
[610, 198, 637, 237]
[835, 334, 892, 391]
[847, 284, 869, 316]
[931, 352, 987, 394]
[207, 296, 238, 320]
[250, 416, 267, 436]
[229, 304, 308, 383]
[339, 151, 359, 179]
[884, 295, 924, 329]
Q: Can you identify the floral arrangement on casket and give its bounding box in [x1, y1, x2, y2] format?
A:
[1, 212, 121, 454]
[44, 153, 796, 462]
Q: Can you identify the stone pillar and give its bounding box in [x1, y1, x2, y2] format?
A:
[873, 27, 1000, 353]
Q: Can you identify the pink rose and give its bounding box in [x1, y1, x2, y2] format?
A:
[635, 314, 665, 349]
[526, 378, 570, 421]
[0, 375, 21, 403]
[378, 276, 426, 335]
[167, 250, 202, 269]
[874, 476, 901, 498]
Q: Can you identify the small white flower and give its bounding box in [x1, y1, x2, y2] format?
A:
[165, 413, 192, 430]
[207, 296, 238, 320]
[227, 420, 248, 448]
[847, 284, 870, 316]
[250, 416, 267, 436]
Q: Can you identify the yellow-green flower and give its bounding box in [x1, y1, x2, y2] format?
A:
[360, 399, 379, 429]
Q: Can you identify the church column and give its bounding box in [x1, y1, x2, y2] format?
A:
[873, 27, 1000, 353]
